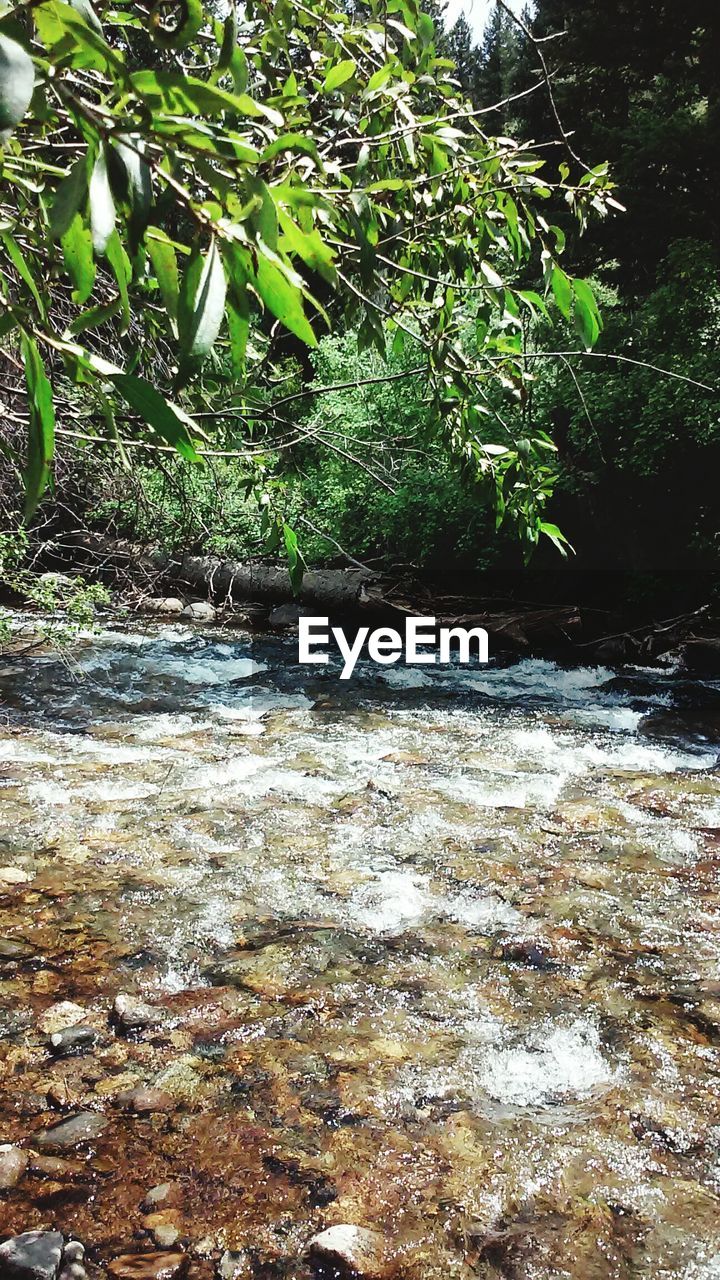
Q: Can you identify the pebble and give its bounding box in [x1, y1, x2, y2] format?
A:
[38, 1002, 89, 1035]
[28, 1153, 92, 1182]
[59, 1265, 87, 1280]
[0, 1230, 64, 1280]
[0, 866, 31, 886]
[113, 993, 164, 1034]
[152, 1225, 181, 1249]
[116, 1086, 177, 1114]
[35, 1111, 108, 1151]
[49, 1026, 100, 1058]
[306, 1225, 395, 1279]
[218, 1250, 252, 1280]
[0, 1142, 29, 1189]
[141, 1181, 181, 1211]
[106, 1252, 187, 1279]
[0, 937, 34, 961]
[62, 1243, 85, 1265]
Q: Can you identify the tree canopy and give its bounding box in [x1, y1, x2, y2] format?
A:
[0, 0, 614, 567]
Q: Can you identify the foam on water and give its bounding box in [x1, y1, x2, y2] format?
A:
[474, 1019, 615, 1107]
[684, 1258, 720, 1280]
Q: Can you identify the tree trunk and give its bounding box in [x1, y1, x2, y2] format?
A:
[176, 553, 382, 611]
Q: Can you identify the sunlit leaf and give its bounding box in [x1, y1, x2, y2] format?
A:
[110, 373, 201, 461]
[324, 60, 356, 92]
[61, 213, 95, 303]
[20, 332, 55, 521]
[88, 146, 115, 254]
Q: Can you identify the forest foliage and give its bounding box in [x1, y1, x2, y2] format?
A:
[0, 0, 717, 595]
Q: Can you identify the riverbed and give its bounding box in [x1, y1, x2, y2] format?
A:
[1, 620, 720, 1278]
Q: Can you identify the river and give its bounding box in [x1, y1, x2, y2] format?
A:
[1, 619, 719, 1279]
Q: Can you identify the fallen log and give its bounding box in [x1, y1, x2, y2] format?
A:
[38, 532, 584, 653]
[176, 552, 383, 611]
[39, 533, 389, 612]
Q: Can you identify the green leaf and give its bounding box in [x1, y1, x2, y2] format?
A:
[61, 212, 95, 303]
[0, 231, 46, 319]
[104, 228, 131, 331]
[66, 296, 121, 335]
[88, 146, 115, 254]
[251, 252, 317, 347]
[130, 71, 283, 127]
[539, 520, 573, 557]
[34, 0, 117, 71]
[278, 212, 336, 286]
[517, 289, 549, 321]
[113, 134, 152, 225]
[324, 59, 356, 92]
[550, 265, 572, 320]
[416, 12, 434, 45]
[572, 277, 602, 350]
[20, 332, 55, 521]
[147, 228, 180, 331]
[247, 176, 278, 250]
[226, 287, 249, 378]
[68, 0, 102, 34]
[282, 522, 304, 594]
[110, 373, 201, 461]
[97, 389, 131, 472]
[0, 34, 34, 134]
[177, 238, 227, 383]
[49, 155, 88, 240]
[215, 10, 247, 91]
[260, 134, 320, 165]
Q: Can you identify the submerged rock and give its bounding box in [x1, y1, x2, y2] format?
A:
[49, 1025, 101, 1058]
[0, 1230, 64, 1280]
[153, 1055, 204, 1104]
[28, 1153, 92, 1182]
[490, 940, 558, 971]
[150, 1224, 181, 1249]
[35, 1111, 108, 1151]
[141, 1182, 182, 1212]
[0, 865, 30, 886]
[218, 1250, 252, 1280]
[0, 937, 34, 962]
[38, 1002, 88, 1035]
[106, 1252, 187, 1279]
[305, 1225, 395, 1279]
[112, 993, 164, 1034]
[116, 1086, 177, 1114]
[0, 1142, 29, 1189]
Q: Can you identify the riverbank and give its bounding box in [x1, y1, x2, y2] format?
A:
[8, 529, 720, 673]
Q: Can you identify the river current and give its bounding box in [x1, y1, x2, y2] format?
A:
[1, 620, 720, 1278]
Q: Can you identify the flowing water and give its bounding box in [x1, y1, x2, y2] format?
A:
[1, 619, 720, 1278]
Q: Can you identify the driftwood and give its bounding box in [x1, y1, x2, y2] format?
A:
[438, 605, 581, 650]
